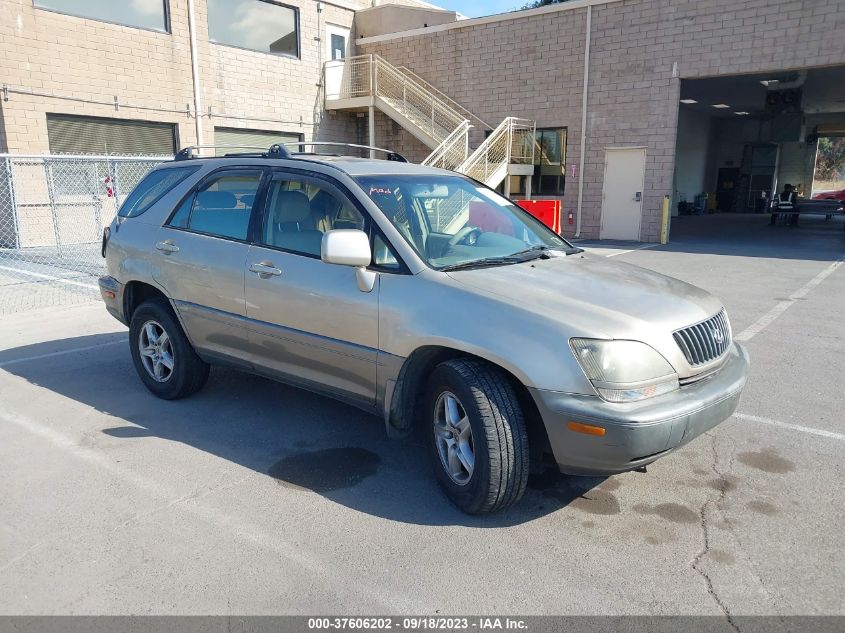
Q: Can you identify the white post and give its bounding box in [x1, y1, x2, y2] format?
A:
[187, 0, 204, 148]
[368, 106, 375, 158]
[575, 5, 592, 238]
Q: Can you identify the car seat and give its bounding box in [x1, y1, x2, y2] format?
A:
[264, 189, 323, 256]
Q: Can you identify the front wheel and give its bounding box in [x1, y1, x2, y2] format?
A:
[129, 298, 209, 400]
[426, 358, 529, 514]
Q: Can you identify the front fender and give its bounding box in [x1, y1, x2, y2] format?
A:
[378, 270, 596, 395]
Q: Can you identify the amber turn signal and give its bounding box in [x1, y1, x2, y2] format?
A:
[567, 421, 606, 436]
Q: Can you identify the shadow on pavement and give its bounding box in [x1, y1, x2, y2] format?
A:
[2, 332, 611, 527]
[659, 214, 845, 261]
[577, 213, 845, 262]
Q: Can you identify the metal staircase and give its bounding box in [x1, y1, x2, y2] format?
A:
[324, 54, 535, 187]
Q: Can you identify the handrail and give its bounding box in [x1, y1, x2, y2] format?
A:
[395, 66, 492, 131]
[326, 54, 469, 146]
[324, 55, 537, 186]
[421, 120, 471, 170]
[372, 55, 467, 138]
[458, 117, 535, 185]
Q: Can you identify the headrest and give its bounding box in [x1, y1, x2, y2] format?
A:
[310, 189, 341, 215]
[196, 190, 237, 209]
[271, 190, 311, 224]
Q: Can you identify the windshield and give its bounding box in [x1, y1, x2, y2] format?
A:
[356, 175, 574, 270]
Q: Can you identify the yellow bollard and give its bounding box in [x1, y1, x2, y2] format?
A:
[660, 195, 671, 245]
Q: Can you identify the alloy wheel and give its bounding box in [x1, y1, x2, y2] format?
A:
[433, 391, 475, 485]
[138, 320, 175, 383]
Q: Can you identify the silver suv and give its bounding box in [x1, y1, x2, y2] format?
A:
[99, 143, 749, 514]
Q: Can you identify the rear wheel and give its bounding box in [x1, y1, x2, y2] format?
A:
[426, 358, 529, 514]
[129, 299, 209, 400]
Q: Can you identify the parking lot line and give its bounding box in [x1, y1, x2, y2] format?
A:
[734, 255, 845, 342]
[603, 243, 658, 257]
[734, 412, 845, 441]
[0, 339, 126, 368]
[0, 264, 99, 290]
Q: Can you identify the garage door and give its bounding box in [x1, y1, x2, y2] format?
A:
[214, 128, 303, 155]
[46, 114, 177, 155]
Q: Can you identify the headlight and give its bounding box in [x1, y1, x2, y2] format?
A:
[570, 339, 679, 403]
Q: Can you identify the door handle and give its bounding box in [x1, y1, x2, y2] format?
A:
[155, 240, 180, 254]
[249, 262, 282, 277]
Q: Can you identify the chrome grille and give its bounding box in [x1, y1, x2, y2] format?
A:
[673, 310, 732, 367]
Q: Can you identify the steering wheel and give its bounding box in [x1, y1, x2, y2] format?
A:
[448, 225, 482, 247]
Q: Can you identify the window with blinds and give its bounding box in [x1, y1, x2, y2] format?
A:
[213, 128, 303, 155]
[46, 114, 177, 156]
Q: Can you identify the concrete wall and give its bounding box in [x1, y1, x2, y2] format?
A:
[360, 0, 845, 241]
[0, 0, 360, 154]
[355, 5, 458, 38]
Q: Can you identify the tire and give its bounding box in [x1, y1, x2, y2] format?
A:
[129, 298, 209, 400]
[426, 358, 529, 514]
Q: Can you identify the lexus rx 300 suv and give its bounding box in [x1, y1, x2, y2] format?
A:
[100, 144, 749, 514]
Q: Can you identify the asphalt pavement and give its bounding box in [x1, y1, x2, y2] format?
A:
[0, 213, 842, 616]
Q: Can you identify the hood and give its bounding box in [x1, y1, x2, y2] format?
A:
[446, 252, 724, 341]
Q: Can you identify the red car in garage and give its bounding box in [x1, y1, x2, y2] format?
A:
[813, 188, 845, 202]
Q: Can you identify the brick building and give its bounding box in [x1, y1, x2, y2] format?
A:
[357, 0, 845, 241]
[1, 0, 844, 241]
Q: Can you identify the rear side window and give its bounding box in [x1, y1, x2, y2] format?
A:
[118, 166, 199, 218]
[168, 169, 263, 241]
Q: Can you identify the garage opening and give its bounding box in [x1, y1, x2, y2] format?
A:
[671, 65, 845, 239]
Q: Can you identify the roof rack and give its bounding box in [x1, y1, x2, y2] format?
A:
[173, 142, 407, 163]
[283, 142, 407, 163]
[174, 144, 292, 161]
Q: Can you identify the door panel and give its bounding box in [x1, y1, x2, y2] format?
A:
[243, 170, 378, 403]
[153, 230, 251, 362]
[244, 247, 379, 402]
[152, 168, 264, 363]
[600, 148, 646, 240]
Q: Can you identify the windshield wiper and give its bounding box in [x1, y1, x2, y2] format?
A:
[440, 244, 582, 272]
[509, 244, 583, 258]
[439, 256, 523, 272]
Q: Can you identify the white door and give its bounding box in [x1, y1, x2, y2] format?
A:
[600, 147, 647, 240]
[324, 25, 350, 100]
[326, 24, 350, 61]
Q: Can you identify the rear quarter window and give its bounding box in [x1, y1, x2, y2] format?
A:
[118, 166, 200, 218]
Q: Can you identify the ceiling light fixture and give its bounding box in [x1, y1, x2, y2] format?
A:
[735, 111, 750, 115]
[680, 98, 698, 104]
[760, 79, 779, 87]
[712, 104, 730, 109]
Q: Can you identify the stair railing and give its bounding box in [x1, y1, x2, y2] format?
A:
[421, 120, 472, 170]
[458, 117, 535, 186]
[395, 66, 492, 132]
[371, 55, 467, 143]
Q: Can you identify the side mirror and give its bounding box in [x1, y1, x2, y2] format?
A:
[321, 229, 371, 267]
[321, 229, 376, 293]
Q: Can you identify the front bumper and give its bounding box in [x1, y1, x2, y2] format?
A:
[98, 275, 127, 325]
[531, 342, 749, 475]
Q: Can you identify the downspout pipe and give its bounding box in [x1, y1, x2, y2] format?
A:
[575, 4, 591, 238]
[187, 0, 204, 148]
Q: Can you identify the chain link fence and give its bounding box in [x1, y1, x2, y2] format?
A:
[0, 154, 169, 313]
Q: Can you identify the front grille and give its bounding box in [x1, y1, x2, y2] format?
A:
[673, 310, 731, 367]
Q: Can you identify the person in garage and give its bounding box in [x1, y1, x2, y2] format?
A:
[771, 183, 799, 226]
